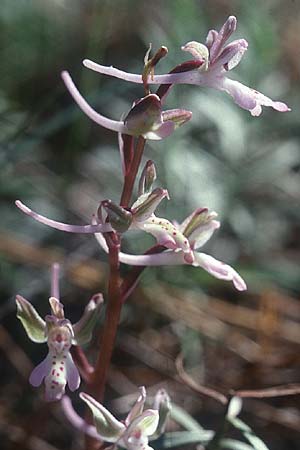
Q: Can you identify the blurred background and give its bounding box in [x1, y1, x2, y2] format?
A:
[0, 0, 299, 449]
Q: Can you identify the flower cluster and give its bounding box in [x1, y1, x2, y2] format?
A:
[16, 293, 103, 401]
[16, 159, 246, 291]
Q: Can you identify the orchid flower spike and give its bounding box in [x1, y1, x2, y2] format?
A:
[83, 16, 290, 116]
[80, 386, 170, 449]
[62, 71, 191, 140]
[16, 293, 103, 401]
[95, 207, 246, 291]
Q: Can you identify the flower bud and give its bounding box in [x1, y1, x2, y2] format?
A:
[101, 200, 132, 233]
[138, 160, 157, 196]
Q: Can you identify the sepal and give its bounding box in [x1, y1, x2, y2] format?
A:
[72, 293, 104, 345]
[80, 393, 125, 442]
[16, 295, 46, 343]
[125, 386, 146, 426]
[132, 188, 169, 222]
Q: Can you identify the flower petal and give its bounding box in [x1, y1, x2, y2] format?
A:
[219, 78, 290, 115]
[126, 409, 159, 437]
[29, 353, 52, 387]
[214, 39, 248, 70]
[194, 252, 247, 291]
[209, 16, 237, 63]
[132, 189, 169, 222]
[125, 386, 146, 427]
[179, 208, 220, 249]
[49, 296, 65, 319]
[190, 220, 220, 249]
[140, 217, 192, 259]
[143, 120, 175, 140]
[16, 295, 46, 343]
[66, 353, 81, 392]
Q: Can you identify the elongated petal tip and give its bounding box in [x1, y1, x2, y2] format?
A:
[194, 253, 247, 291]
[15, 199, 30, 215]
[226, 16, 237, 32]
[232, 273, 247, 291]
[16, 199, 112, 233]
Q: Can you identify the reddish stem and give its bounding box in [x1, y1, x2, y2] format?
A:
[120, 136, 146, 207]
[90, 233, 122, 401]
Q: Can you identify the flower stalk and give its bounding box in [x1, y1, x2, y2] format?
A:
[91, 232, 122, 402]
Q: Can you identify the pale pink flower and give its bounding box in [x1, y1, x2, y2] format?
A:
[95, 207, 246, 291]
[83, 16, 290, 116]
[16, 294, 103, 401]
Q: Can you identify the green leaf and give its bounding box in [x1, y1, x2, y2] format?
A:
[16, 295, 46, 343]
[80, 392, 125, 442]
[161, 430, 214, 448]
[228, 417, 270, 450]
[169, 403, 204, 432]
[73, 294, 103, 345]
[220, 438, 254, 450]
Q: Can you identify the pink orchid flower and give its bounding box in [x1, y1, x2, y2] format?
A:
[83, 16, 290, 116]
[16, 294, 103, 401]
[95, 207, 246, 291]
[79, 386, 170, 449]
